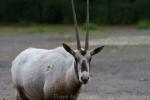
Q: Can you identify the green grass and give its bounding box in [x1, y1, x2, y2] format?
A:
[0, 24, 75, 35]
[0, 24, 106, 35]
[136, 19, 150, 29]
[0, 24, 138, 35]
[81, 23, 98, 30]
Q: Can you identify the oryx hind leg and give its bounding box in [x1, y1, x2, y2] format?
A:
[16, 86, 30, 100]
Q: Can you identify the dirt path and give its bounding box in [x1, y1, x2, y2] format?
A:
[0, 30, 150, 100]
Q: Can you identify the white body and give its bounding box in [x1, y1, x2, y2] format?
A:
[11, 47, 82, 100]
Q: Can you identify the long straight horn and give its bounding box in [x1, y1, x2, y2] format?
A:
[71, 0, 81, 50]
[85, 0, 89, 50]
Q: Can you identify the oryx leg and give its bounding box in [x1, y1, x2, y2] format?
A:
[16, 86, 30, 100]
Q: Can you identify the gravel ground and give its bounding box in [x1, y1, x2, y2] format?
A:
[0, 29, 150, 100]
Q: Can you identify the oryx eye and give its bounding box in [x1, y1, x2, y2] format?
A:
[75, 56, 80, 62]
[88, 57, 92, 62]
[75, 57, 78, 62]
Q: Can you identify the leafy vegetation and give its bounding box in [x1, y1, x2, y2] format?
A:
[136, 20, 150, 29]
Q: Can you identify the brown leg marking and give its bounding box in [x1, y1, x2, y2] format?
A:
[16, 86, 30, 100]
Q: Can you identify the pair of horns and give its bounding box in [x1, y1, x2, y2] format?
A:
[71, 0, 89, 50]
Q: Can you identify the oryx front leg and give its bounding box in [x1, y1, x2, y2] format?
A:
[16, 86, 30, 100]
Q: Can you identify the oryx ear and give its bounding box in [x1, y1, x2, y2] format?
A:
[63, 43, 75, 56]
[90, 46, 104, 56]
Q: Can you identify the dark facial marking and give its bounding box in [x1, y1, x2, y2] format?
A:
[81, 60, 88, 72]
[74, 62, 79, 81]
[80, 50, 87, 56]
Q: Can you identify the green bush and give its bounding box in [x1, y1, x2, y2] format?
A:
[81, 23, 98, 30]
[136, 19, 150, 29]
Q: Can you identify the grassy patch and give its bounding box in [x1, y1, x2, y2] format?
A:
[0, 24, 74, 35]
[136, 19, 150, 29]
[81, 23, 98, 30]
[0, 24, 105, 35]
[0, 24, 136, 36]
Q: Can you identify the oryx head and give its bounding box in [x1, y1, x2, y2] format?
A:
[63, 0, 104, 84]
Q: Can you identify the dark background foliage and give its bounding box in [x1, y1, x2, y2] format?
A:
[0, 0, 149, 25]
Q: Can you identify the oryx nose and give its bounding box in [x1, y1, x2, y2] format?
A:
[81, 76, 89, 84]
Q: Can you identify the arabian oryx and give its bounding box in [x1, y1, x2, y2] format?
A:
[11, 0, 104, 100]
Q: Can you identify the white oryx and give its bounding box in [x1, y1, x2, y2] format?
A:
[11, 0, 104, 100]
